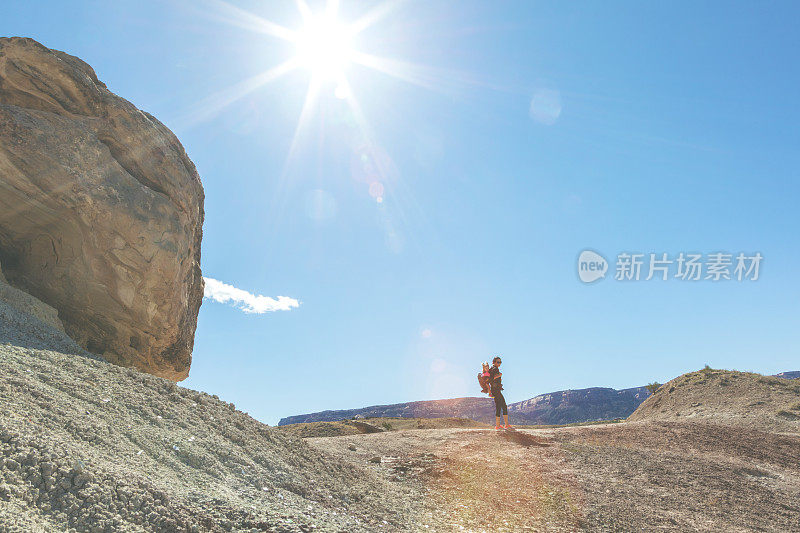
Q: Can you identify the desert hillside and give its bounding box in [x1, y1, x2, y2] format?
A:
[3, 296, 800, 531]
[0, 297, 432, 531]
[629, 367, 800, 432]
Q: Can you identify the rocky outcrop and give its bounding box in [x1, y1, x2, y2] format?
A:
[0, 37, 204, 380]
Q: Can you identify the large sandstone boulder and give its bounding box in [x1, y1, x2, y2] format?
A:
[0, 37, 204, 380]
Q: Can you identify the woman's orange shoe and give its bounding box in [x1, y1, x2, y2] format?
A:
[494, 425, 502, 430]
[503, 425, 513, 429]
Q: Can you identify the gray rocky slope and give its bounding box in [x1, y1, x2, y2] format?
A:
[0, 299, 424, 532]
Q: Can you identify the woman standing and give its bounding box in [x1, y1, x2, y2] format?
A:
[488, 356, 512, 429]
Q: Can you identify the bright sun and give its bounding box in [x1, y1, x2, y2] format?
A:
[189, 0, 441, 223]
[195, 0, 427, 144]
[294, 14, 354, 82]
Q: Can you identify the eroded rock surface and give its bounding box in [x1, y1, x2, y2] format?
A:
[0, 37, 204, 380]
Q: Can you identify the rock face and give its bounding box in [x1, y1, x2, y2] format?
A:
[509, 386, 651, 425]
[0, 37, 204, 380]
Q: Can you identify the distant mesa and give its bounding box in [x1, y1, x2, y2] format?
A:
[280, 397, 495, 426]
[280, 371, 799, 427]
[509, 385, 651, 425]
[279, 385, 654, 426]
[0, 37, 204, 380]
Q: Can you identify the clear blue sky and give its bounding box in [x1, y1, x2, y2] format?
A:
[4, 1, 799, 425]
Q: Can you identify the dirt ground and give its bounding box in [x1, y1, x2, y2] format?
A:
[308, 421, 800, 532]
[2, 301, 799, 531]
[275, 418, 488, 439]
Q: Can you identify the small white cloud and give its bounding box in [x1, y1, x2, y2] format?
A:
[202, 277, 300, 314]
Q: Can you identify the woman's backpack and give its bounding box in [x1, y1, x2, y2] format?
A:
[477, 362, 491, 394]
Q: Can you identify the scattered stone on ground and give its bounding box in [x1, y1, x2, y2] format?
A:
[2, 301, 799, 531]
[0, 308, 431, 532]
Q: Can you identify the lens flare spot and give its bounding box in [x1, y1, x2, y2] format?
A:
[430, 374, 467, 399]
[529, 88, 562, 125]
[369, 181, 385, 198]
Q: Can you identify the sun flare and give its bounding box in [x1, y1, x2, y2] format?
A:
[191, 0, 431, 156]
[293, 14, 354, 81]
